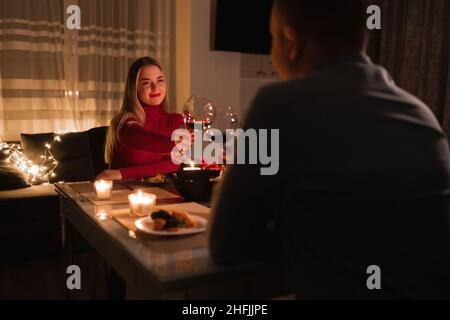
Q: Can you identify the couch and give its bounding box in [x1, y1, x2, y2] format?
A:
[0, 126, 109, 261]
[0, 127, 108, 299]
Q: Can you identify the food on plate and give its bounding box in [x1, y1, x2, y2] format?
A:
[151, 209, 196, 232]
[145, 173, 166, 184]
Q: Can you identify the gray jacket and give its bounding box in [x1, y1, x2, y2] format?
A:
[209, 53, 450, 299]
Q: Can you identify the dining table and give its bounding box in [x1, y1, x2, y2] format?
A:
[55, 180, 290, 299]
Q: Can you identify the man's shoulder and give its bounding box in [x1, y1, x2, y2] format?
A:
[257, 78, 314, 98]
[252, 78, 315, 108]
[243, 79, 313, 128]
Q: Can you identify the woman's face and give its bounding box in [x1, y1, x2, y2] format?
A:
[137, 65, 167, 106]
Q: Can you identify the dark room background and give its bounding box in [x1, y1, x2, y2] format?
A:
[368, 0, 450, 139]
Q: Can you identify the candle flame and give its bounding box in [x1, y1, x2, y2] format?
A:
[128, 230, 137, 239]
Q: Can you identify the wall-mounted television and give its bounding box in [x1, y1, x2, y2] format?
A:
[211, 0, 274, 54]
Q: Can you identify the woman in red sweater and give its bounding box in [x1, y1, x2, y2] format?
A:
[97, 57, 184, 181]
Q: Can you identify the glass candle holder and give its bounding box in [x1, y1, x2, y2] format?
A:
[128, 190, 157, 217]
[94, 180, 113, 200]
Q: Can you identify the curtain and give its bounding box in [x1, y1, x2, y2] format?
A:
[0, 0, 67, 141]
[0, 0, 175, 141]
[72, 0, 176, 132]
[370, 0, 450, 137]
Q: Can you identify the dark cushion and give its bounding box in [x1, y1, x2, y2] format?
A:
[0, 161, 31, 191]
[21, 131, 94, 182]
[87, 126, 108, 178]
[19, 133, 54, 163]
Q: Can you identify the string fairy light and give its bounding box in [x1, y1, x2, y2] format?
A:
[0, 132, 68, 184]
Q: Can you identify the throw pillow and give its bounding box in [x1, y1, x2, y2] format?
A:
[0, 161, 31, 190]
[21, 131, 94, 182]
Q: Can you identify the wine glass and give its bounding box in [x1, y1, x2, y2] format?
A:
[224, 106, 239, 130]
[203, 106, 239, 171]
[182, 95, 216, 131]
[180, 95, 216, 166]
[210, 106, 239, 133]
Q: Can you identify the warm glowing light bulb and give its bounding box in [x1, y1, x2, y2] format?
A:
[30, 165, 39, 176]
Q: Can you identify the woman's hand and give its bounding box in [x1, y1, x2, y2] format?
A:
[97, 170, 122, 181]
[173, 131, 195, 159]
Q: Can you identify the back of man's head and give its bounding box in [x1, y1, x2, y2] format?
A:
[274, 0, 368, 51]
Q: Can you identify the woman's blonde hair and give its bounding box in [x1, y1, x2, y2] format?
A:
[104, 57, 169, 165]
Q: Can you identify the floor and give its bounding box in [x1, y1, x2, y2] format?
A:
[0, 251, 106, 300]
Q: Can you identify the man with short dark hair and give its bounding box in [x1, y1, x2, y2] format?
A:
[209, 0, 450, 299]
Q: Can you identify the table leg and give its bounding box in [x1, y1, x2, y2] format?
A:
[62, 215, 73, 300]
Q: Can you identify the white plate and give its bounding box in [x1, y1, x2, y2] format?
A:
[134, 215, 207, 236]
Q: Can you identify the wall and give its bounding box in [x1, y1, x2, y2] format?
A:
[176, 0, 278, 127]
[175, 0, 191, 113]
[190, 0, 241, 115]
[240, 53, 278, 120]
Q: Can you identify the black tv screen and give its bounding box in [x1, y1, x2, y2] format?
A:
[212, 0, 274, 54]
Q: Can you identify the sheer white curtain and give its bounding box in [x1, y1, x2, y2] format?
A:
[0, 0, 68, 141]
[0, 0, 175, 140]
[0, 64, 4, 138]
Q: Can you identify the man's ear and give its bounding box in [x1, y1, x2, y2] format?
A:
[283, 26, 300, 61]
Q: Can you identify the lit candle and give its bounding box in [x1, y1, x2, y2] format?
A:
[183, 161, 201, 171]
[94, 180, 113, 200]
[128, 190, 157, 217]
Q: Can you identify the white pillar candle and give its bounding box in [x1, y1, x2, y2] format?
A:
[94, 180, 113, 200]
[128, 190, 157, 217]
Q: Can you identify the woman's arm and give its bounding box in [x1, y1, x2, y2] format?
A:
[120, 120, 176, 153]
[119, 156, 180, 181]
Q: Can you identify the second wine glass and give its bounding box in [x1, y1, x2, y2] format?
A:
[182, 95, 216, 131]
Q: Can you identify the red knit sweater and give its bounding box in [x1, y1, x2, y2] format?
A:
[110, 104, 184, 180]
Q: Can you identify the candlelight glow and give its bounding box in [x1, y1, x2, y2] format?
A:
[94, 180, 113, 200]
[128, 190, 157, 217]
[183, 160, 201, 171]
